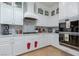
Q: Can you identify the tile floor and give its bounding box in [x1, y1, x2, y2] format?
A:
[20, 46, 72, 56]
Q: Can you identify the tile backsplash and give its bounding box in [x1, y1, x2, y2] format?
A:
[0, 24, 23, 35]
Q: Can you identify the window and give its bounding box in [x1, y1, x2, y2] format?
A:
[15, 2, 22, 8]
[51, 10, 55, 16]
[4, 2, 12, 6]
[56, 8, 59, 14]
[38, 8, 43, 15]
[45, 10, 49, 16]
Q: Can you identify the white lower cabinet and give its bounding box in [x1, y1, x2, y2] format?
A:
[0, 44, 12, 56]
[0, 35, 51, 56]
[0, 34, 52, 56]
[0, 37, 13, 56]
[13, 36, 41, 55]
[13, 37, 26, 55]
[22, 36, 37, 54]
[37, 35, 48, 48]
[27, 36, 39, 51]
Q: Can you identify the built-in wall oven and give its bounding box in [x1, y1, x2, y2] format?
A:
[70, 20, 79, 32]
[59, 22, 66, 32]
[59, 34, 70, 44]
[59, 20, 79, 50]
[59, 21, 71, 32]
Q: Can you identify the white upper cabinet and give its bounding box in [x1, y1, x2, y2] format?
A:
[0, 2, 23, 25]
[59, 2, 79, 20]
[0, 2, 1, 20]
[13, 2, 23, 25]
[1, 3, 14, 24]
[14, 7, 23, 25]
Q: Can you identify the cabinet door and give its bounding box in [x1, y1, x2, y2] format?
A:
[14, 7, 23, 25]
[36, 35, 48, 48]
[1, 3, 13, 24]
[0, 37, 13, 56]
[0, 43, 12, 56]
[13, 37, 26, 55]
[0, 2, 1, 21]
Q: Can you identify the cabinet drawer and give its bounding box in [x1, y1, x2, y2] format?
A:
[0, 37, 12, 45]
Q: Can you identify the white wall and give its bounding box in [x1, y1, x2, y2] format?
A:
[49, 3, 59, 27]
[36, 3, 50, 27]
[36, 3, 59, 27]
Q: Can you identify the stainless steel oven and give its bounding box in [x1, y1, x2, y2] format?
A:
[59, 20, 79, 51]
[59, 22, 66, 32]
[70, 20, 79, 32]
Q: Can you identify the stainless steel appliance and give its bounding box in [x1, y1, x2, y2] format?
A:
[59, 22, 66, 32]
[59, 20, 71, 32]
[70, 20, 79, 32]
[1, 24, 10, 35]
[48, 27, 53, 33]
[59, 20, 79, 50]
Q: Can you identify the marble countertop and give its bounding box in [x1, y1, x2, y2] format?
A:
[0, 33, 58, 38]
